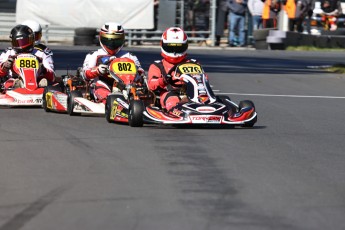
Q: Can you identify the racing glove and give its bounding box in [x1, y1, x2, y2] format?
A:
[97, 64, 108, 75]
[2, 57, 14, 70]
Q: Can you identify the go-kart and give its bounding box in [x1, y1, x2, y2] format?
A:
[42, 71, 84, 113]
[139, 61, 257, 127]
[0, 53, 45, 107]
[43, 57, 142, 116]
[105, 58, 154, 126]
[43, 68, 105, 115]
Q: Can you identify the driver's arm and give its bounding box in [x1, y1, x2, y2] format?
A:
[0, 50, 13, 77]
[148, 63, 167, 91]
[82, 52, 103, 80]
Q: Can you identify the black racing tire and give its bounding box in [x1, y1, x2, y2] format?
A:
[42, 85, 62, 112]
[321, 29, 345, 36]
[128, 100, 144, 127]
[239, 100, 256, 127]
[74, 27, 97, 36]
[67, 90, 82, 116]
[239, 100, 255, 110]
[42, 86, 50, 112]
[105, 95, 117, 123]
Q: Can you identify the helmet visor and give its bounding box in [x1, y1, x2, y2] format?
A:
[34, 32, 42, 42]
[100, 33, 124, 50]
[12, 37, 33, 49]
[162, 42, 188, 54]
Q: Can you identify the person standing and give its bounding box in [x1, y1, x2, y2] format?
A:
[227, 0, 248, 47]
[262, 0, 282, 28]
[305, 0, 315, 33]
[248, 0, 264, 30]
[215, 0, 229, 46]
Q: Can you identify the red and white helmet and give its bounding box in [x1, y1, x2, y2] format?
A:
[161, 27, 188, 64]
[22, 20, 42, 45]
[99, 22, 125, 55]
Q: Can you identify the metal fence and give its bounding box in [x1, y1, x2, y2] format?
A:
[0, 0, 218, 46]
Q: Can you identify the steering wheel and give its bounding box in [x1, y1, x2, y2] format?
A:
[165, 63, 186, 88]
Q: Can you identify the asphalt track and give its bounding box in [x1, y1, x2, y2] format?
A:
[0, 45, 345, 230]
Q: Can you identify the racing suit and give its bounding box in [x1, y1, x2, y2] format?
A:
[148, 58, 190, 111]
[0, 46, 55, 91]
[82, 48, 143, 104]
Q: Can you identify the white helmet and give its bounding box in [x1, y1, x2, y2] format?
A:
[161, 27, 188, 64]
[99, 22, 125, 55]
[22, 20, 42, 44]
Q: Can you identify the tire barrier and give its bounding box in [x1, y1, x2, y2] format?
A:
[254, 29, 345, 50]
[73, 27, 97, 46]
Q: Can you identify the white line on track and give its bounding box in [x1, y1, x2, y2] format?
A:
[217, 92, 345, 99]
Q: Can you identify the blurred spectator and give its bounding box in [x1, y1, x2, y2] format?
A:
[285, 0, 308, 32]
[320, 0, 341, 30]
[215, 0, 229, 46]
[262, 0, 282, 28]
[248, 0, 264, 29]
[227, 0, 248, 47]
[305, 0, 315, 33]
[185, 0, 210, 39]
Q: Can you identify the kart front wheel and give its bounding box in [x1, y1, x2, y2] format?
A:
[42, 86, 50, 112]
[42, 85, 62, 112]
[105, 95, 117, 123]
[128, 100, 144, 127]
[67, 90, 82, 116]
[239, 100, 256, 127]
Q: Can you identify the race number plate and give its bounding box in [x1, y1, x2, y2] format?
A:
[111, 61, 137, 74]
[178, 63, 203, 75]
[15, 56, 39, 69]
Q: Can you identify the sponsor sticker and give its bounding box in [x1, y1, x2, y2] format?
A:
[196, 106, 216, 113]
[190, 115, 222, 123]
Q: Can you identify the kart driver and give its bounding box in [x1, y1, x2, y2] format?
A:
[147, 27, 195, 111]
[82, 22, 144, 104]
[22, 20, 54, 61]
[0, 25, 55, 91]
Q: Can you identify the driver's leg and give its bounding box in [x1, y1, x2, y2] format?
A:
[161, 91, 180, 111]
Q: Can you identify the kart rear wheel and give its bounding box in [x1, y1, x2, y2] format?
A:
[105, 95, 117, 123]
[239, 100, 256, 127]
[68, 90, 82, 116]
[128, 100, 144, 127]
[42, 85, 62, 112]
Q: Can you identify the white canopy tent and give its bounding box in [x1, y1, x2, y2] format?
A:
[16, 0, 154, 29]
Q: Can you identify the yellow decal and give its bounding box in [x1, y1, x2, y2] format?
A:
[178, 63, 203, 75]
[110, 101, 118, 120]
[111, 61, 136, 75]
[46, 92, 53, 109]
[15, 57, 39, 69]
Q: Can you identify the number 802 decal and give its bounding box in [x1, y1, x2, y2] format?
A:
[111, 61, 136, 74]
[15, 57, 39, 69]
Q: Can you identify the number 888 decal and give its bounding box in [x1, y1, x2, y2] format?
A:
[15, 57, 39, 69]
